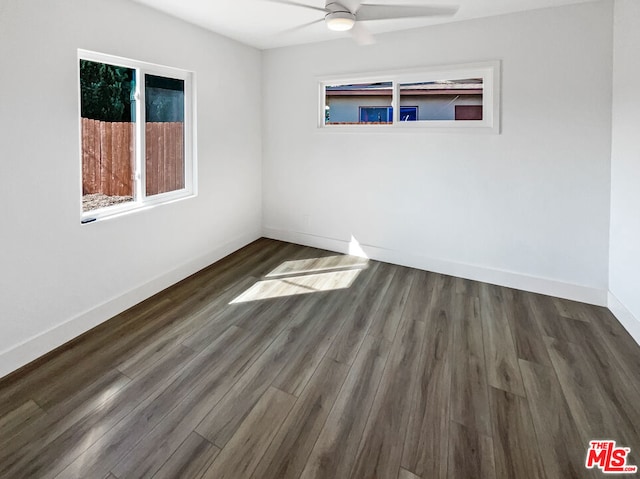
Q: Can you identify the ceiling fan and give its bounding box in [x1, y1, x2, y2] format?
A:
[268, 0, 459, 44]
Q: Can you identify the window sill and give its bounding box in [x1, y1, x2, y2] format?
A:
[317, 122, 499, 134]
[80, 191, 196, 224]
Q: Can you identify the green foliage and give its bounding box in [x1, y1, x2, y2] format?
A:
[80, 60, 134, 122]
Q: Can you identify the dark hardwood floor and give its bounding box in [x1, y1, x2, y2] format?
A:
[1, 238, 639, 479]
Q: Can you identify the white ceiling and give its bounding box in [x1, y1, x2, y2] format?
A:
[130, 0, 598, 49]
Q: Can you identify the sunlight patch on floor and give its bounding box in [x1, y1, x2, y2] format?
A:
[266, 254, 368, 278]
[231, 267, 363, 303]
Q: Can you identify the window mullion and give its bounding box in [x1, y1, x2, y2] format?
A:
[136, 69, 146, 203]
[392, 80, 399, 125]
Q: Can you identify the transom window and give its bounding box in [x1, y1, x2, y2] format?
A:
[320, 61, 500, 132]
[79, 50, 195, 222]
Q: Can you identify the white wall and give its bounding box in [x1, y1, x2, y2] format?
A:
[0, 0, 262, 377]
[262, 1, 613, 305]
[609, 0, 640, 343]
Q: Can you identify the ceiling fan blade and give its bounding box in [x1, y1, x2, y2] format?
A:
[280, 18, 325, 35]
[338, 0, 363, 14]
[356, 3, 459, 21]
[265, 0, 327, 13]
[350, 21, 375, 45]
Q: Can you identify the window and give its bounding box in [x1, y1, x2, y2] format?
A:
[79, 50, 195, 221]
[319, 61, 500, 132]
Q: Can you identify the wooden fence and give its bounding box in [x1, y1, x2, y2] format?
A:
[82, 119, 133, 196]
[145, 121, 185, 196]
[82, 119, 184, 197]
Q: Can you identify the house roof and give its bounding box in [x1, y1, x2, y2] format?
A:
[326, 79, 483, 96]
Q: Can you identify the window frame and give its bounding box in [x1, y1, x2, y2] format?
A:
[78, 49, 196, 223]
[318, 61, 500, 133]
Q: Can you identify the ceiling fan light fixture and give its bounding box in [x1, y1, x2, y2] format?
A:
[325, 11, 356, 31]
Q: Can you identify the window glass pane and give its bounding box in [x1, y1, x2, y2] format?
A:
[80, 60, 136, 212]
[145, 74, 185, 196]
[359, 107, 391, 123]
[325, 81, 392, 125]
[399, 78, 483, 121]
[399, 106, 418, 121]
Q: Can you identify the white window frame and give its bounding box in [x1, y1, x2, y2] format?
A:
[319, 61, 500, 133]
[78, 49, 197, 222]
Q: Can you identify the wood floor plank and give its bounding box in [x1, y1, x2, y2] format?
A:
[489, 387, 547, 479]
[505, 291, 552, 366]
[552, 297, 592, 322]
[272, 262, 378, 397]
[566, 320, 640, 429]
[109, 297, 306, 479]
[398, 468, 421, 479]
[199, 386, 296, 479]
[366, 266, 416, 342]
[107, 329, 264, 479]
[116, 275, 257, 378]
[0, 297, 170, 417]
[544, 335, 640, 457]
[402, 270, 437, 323]
[1, 345, 195, 479]
[269, 298, 346, 398]
[194, 289, 347, 448]
[526, 293, 578, 343]
[519, 359, 599, 479]
[450, 295, 492, 437]
[151, 432, 220, 479]
[454, 275, 481, 297]
[326, 261, 395, 365]
[401, 306, 454, 479]
[60, 303, 285, 479]
[480, 283, 526, 397]
[349, 316, 426, 479]
[422, 273, 456, 321]
[0, 399, 46, 444]
[587, 305, 640, 389]
[251, 357, 349, 479]
[180, 245, 320, 353]
[182, 295, 280, 352]
[448, 421, 496, 479]
[300, 335, 391, 479]
[0, 368, 130, 457]
[27, 298, 175, 411]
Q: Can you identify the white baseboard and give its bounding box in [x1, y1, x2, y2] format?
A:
[608, 292, 640, 346]
[263, 227, 608, 306]
[0, 231, 260, 380]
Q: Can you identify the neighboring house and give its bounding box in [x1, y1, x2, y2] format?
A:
[325, 79, 483, 123]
